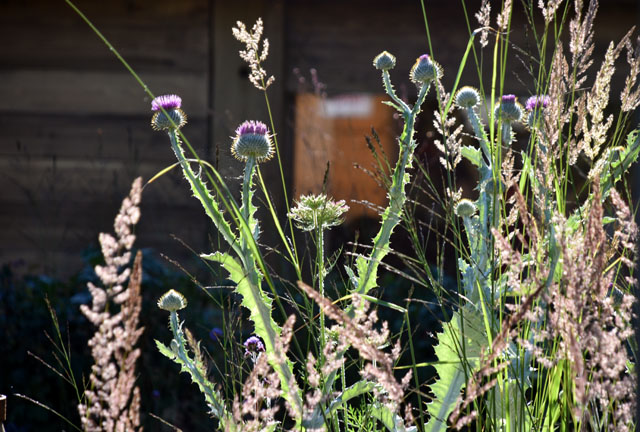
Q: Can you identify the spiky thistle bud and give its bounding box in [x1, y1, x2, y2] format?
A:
[373, 51, 397, 71]
[288, 194, 349, 231]
[454, 86, 481, 109]
[231, 120, 274, 163]
[157, 289, 187, 312]
[495, 94, 523, 123]
[150, 94, 187, 131]
[410, 54, 442, 85]
[455, 199, 477, 218]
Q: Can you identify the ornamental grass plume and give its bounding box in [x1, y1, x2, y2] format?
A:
[78, 177, 144, 432]
[232, 18, 274, 90]
[297, 282, 411, 408]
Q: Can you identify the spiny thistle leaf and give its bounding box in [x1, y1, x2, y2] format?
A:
[370, 402, 417, 432]
[425, 306, 486, 432]
[202, 251, 302, 418]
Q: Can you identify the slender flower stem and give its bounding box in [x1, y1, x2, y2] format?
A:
[316, 225, 327, 353]
[168, 311, 229, 425]
[241, 156, 257, 253]
[357, 82, 429, 295]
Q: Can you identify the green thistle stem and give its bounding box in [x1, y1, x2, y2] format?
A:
[382, 70, 411, 114]
[168, 311, 229, 426]
[168, 129, 241, 257]
[316, 224, 327, 354]
[467, 106, 492, 164]
[241, 156, 257, 253]
[356, 82, 429, 295]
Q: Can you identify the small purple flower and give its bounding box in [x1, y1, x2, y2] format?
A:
[235, 120, 269, 136]
[152, 389, 161, 399]
[243, 335, 265, 356]
[209, 327, 223, 341]
[525, 95, 550, 111]
[501, 94, 517, 104]
[151, 94, 182, 112]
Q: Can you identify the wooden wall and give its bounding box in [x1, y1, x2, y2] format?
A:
[0, 0, 285, 278]
[0, 0, 638, 279]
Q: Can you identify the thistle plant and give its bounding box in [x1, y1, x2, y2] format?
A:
[63, 1, 640, 431]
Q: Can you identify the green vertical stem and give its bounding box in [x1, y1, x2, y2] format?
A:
[241, 156, 257, 253]
[316, 225, 327, 355]
[357, 82, 429, 294]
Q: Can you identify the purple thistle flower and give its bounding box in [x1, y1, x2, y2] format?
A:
[151, 94, 182, 112]
[525, 95, 550, 111]
[231, 120, 274, 162]
[501, 94, 517, 104]
[243, 335, 265, 356]
[235, 120, 269, 136]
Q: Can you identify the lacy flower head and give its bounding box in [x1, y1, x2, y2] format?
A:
[150, 94, 187, 131]
[288, 194, 349, 231]
[495, 94, 523, 123]
[231, 120, 274, 163]
[410, 54, 443, 85]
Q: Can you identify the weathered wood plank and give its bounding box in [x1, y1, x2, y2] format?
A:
[0, 114, 208, 162]
[0, 70, 208, 115]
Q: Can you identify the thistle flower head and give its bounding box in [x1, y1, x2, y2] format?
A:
[151, 94, 182, 111]
[410, 54, 443, 85]
[455, 86, 481, 109]
[495, 94, 523, 123]
[525, 95, 550, 111]
[243, 336, 265, 356]
[525, 95, 550, 128]
[455, 199, 477, 218]
[373, 51, 397, 71]
[231, 120, 274, 163]
[150, 94, 187, 131]
[288, 194, 349, 231]
[157, 289, 187, 312]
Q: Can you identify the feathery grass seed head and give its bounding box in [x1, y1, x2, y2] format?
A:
[410, 54, 443, 85]
[373, 51, 397, 71]
[157, 289, 187, 312]
[455, 86, 481, 109]
[231, 120, 274, 163]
